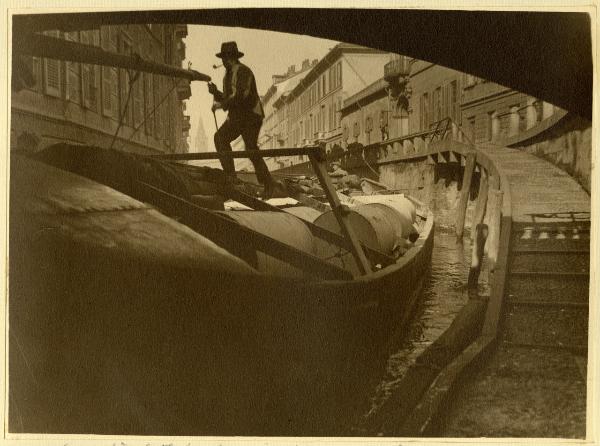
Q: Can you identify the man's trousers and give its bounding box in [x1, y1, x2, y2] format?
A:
[213, 114, 272, 185]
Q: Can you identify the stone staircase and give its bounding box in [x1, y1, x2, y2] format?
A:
[439, 146, 590, 438]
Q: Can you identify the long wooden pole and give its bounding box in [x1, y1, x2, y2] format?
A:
[455, 152, 476, 241]
[468, 223, 489, 288]
[308, 153, 372, 275]
[486, 189, 504, 271]
[470, 170, 489, 242]
[15, 32, 211, 82]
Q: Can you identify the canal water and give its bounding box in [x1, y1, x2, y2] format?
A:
[347, 227, 490, 435]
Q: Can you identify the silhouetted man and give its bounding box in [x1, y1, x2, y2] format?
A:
[208, 41, 278, 198]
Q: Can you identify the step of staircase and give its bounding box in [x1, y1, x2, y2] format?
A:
[502, 302, 588, 348]
[508, 274, 590, 304]
[510, 251, 589, 274]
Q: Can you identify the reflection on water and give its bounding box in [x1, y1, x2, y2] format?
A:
[349, 228, 490, 434]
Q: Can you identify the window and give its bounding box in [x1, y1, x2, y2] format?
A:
[327, 68, 335, 91]
[467, 115, 476, 141]
[144, 73, 154, 135]
[329, 103, 334, 130]
[322, 74, 327, 96]
[335, 97, 342, 128]
[337, 62, 342, 87]
[119, 31, 133, 126]
[81, 30, 100, 111]
[420, 93, 429, 131]
[449, 80, 458, 122]
[433, 87, 442, 123]
[43, 30, 62, 98]
[64, 31, 81, 104]
[101, 26, 118, 118]
[154, 75, 163, 139]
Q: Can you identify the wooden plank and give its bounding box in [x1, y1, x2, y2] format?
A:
[309, 154, 373, 275]
[138, 181, 353, 281]
[455, 152, 476, 241]
[152, 146, 324, 161]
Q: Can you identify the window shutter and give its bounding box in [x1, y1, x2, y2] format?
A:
[43, 58, 61, 97]
[101, 27, 118, 118]
[154, 75, 162, 139]
[132, 46, 143, 128]
[43, 31, 61, 97]
[119, 33, 133, 126]
[65, 31, 81, 104]
[146, 74, 154, 135]
[80, 31, 93, 109]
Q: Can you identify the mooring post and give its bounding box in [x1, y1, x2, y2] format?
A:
[486, 189, 504, 271]
[470, 170, 489, 242]
[455, 152, 476, 242]
[468, 223, 489, 288]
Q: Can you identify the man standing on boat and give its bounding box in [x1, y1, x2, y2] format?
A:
[208, 41, 280, 199]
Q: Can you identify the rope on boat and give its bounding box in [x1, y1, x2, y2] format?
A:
[116, 77, 185, 152]
[109, 69, 140, 150]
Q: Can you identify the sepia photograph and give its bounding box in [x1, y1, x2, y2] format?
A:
[3, 5, 596, 442]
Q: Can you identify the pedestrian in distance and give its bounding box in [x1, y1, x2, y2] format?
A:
[208, 41, 281, 199]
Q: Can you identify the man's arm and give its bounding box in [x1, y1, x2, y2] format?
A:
[221, 65, 253, 111]
[208, 82, 224, 101]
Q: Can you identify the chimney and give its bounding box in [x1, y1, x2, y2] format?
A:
[301, 59, 310, 70]
[312, 59, 318, 66]
[288, 64, 295, 75]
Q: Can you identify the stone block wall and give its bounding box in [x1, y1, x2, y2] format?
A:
[512, 113, 592, 194]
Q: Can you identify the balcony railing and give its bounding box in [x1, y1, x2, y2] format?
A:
[384, 57, 413, 81]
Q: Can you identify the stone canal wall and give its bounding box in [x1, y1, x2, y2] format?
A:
[379, 159, 479, 230]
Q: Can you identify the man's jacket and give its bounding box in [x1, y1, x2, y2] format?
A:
[213, 62, 264, 121]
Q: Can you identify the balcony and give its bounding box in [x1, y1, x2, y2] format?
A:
[384, 56, 413, 81]
[174, 24, 188, 39]
[177, 82, 192, 101]
[182, 115, 191, 132]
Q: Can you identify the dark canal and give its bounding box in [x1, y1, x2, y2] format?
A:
[348, 228, 490, 435]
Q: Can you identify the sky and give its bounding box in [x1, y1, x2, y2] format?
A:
[183, 25, 338, 152]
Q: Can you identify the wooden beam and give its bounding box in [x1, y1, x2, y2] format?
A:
[455, 152, 476, 241]
[308, 154, 373, 275]
[138, 181, 353, 281]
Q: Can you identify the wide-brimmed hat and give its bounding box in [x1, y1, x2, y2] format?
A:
[216, 41, 244, 59]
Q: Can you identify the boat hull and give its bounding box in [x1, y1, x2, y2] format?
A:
[9, 158, 434, 436]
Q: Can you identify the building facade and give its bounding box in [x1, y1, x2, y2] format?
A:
[340, 53, 559, 150]
[284, 44, 389, 154]
[11, 24, 191, 155]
